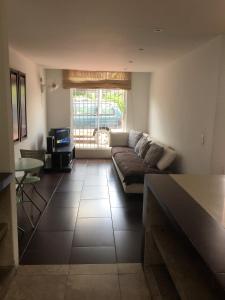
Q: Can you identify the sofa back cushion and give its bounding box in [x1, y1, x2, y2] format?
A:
[110, 132, 129, 147]
[157, 147, 176, 170]
[128, 130, 142, 148]
[144, 143, 164, 167]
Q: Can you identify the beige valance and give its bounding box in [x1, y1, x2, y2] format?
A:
[63, 70, 131, 90]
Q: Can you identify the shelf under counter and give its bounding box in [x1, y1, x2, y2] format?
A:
[143, 174, 225, 299]
[0, 173, 13, 192]
[0, 223, 8, 243]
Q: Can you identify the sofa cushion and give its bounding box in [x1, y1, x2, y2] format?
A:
[144, 143, 164, 167]
[114, 152, 167, 185]
[128, 130, 142, 148]
[111, 147, 134, 157]
[135, 136, 151, 159]
[134, 136, 146, 153]
[157, 147, 176, 170]
[110, 132, 129, 147]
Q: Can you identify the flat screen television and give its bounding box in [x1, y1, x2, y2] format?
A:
[49, 128, 70, 147]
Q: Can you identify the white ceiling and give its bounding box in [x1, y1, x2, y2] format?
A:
[6, 0, 225, 71]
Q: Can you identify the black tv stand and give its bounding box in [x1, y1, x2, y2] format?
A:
[45, 144, 75, 172]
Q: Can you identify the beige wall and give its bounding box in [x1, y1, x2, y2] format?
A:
[149, 36, 223, 174]
[9, 48, 47, 159]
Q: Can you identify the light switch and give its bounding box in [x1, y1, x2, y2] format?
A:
[201, 134, 205, 145]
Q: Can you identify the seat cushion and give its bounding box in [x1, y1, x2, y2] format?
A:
[111, 147, 134, 157]
[114, 151, 169, 185]
[114, 152, 145, 184]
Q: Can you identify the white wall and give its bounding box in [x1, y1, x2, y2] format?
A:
[9, 48, 47, 159]
[0, 0, 18, 266]
[210, 37, 225, 174]
[126, 73, 150, 132]
[149, 36, 223, 174]
[46, 69, 70, 131]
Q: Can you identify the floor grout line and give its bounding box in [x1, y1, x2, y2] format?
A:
[20, 159, 144, 265]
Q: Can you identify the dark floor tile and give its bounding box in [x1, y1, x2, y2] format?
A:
[112, 207, 143, 231]
[86, 169, 107, 177]
[65, 172, 86, 180]
[73, 218, 114, 247]
[81, 186, 109, 199]
[78, 199, 111, 218]
[22, 185, 51, 208]
[109, 191, 143, 208]
[70, 246, 116, 264]
[84, 175, 108, 186]
[58, 180, 83, 192]
[35, 173, 62, 187]
[114, 230, 144, 263]
[21, 231, 73, 264]
[37, 207, 78, 231]
[29, 231, 73, 251]
[108, 180, 124, 192]
[49, 191, 80, 208]
[107, 166, 120, 182]
[17, 201, 41, 227]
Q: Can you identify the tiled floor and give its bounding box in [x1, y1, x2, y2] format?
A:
[4, 263, 150, 300]
[19, 159, 144, 264]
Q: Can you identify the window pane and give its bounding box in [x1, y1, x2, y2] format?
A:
[72, 88, 126, 149]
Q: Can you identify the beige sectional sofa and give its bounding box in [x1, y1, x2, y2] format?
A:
[110, 131, 176, 194]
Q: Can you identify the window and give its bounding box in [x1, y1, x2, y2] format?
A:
[71, 88, 127, 149]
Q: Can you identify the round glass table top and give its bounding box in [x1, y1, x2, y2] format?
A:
[15, 158, 44, 172]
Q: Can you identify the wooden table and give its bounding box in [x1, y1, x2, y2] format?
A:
[143, 174, 225, 299]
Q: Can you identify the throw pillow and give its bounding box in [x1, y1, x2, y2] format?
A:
[128, 130, 142, 148]
[134, 136, 145, 154]
[144, 143, 164, 167]
[157, 147, 176, 170]
[134, 136, 151, 158]
[139, 140, 151, 159]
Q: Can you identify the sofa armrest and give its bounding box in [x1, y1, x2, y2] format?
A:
[109, 132, 129, 147]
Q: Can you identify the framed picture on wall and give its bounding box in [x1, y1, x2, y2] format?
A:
[18, 73, 27, 139]
[10, 69, 27, 141]
[10, 70, 20, 141]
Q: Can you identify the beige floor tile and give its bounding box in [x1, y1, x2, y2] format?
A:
[119, 273, 151, 300]
[4, 274, 67, 300]
[69, 264, 117, 275]
[117, 263, 143, 274]
[17, 265, 69, 275]
[65, 274, 120, 300]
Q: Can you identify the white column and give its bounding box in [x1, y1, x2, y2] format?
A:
[0, 0, 19, 266]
